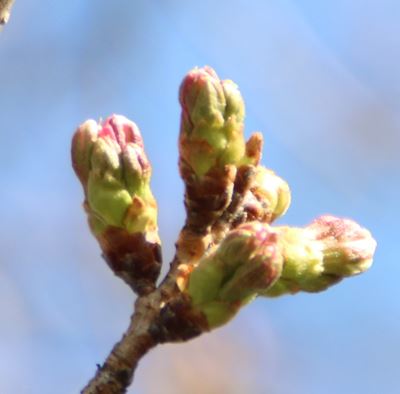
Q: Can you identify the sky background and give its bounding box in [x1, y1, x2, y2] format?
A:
[0, 1, 399, 393]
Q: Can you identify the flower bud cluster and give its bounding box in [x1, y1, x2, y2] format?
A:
[72, 68, 377, 337]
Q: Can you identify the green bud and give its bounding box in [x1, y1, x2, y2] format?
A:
[187, 222, 282, 329]
[71, 115, 161, 293]
[72, 114, 157, 234]
[242, 166, 291, 224]
[254, 166, 291, 220]
[179, 66, 246, 177]
[261, 215, 376, 297]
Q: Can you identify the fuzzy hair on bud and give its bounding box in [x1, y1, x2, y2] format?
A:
[306, 215, 376, 277]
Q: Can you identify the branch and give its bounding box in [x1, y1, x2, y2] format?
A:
[0, 0, 15, 25]
[81, 253, 208, 393]
[81, 295, 159, 394]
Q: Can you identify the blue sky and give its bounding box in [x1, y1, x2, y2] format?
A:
[0, 1, 399, 393]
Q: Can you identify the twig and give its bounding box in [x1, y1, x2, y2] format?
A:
[0, 0, 15, 25]
[81, 231, 210, 393]
[81, 295, 160, 394]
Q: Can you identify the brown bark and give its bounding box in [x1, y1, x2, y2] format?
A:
[81, 296, 159, 394]
[81, 262, 209, 393]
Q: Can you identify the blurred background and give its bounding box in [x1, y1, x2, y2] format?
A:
[0, 1, 399, 393]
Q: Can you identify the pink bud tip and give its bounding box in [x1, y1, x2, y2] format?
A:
[179, 66, 219, 111]
[307, 215, 377, 271]
[99, 115, 144, 150]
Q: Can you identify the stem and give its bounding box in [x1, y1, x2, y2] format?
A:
[81, 295, 160, 394]
[81, 233, 209, 393]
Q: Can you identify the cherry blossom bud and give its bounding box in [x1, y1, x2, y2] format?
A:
[187, 222, 282, 328]
[262, 215, 376, 297]
[71, 115, 161, 294]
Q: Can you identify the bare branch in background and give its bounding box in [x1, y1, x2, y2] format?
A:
[0, 0, 14, 25]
